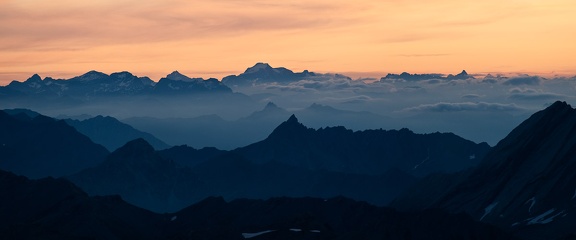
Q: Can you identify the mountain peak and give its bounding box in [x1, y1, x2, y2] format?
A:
[112, 138, 155, 156]
[458, 70, 468, 76]
[166, 71, 192, 81]
[286, 114, 299, 124]
[266, 114, 311, 141]
[547, 100, 572, 111]
[25, 74, 42, 82]
[109, 71, 136, 79]
[75, 70, 109, 81]
[244, 62, 273, 74]
[264, 102, 279, 110]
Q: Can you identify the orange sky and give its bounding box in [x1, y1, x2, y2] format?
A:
[1, 0, 575, 84]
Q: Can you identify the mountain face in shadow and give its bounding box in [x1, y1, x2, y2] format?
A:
[64, 115, 170, 151]
[68, 139, 205, 213]
[235, 114, 491, 177]
[0, 110, 108, 179]
[157, 144, 227, 168]
[190, 153, 417, 207]
[393, 101, 576, 240]
[0, 169, 165, 239]
[165, 196, 514, 240]
[69, 139, 417, 212]
[0, 169, 514, 239]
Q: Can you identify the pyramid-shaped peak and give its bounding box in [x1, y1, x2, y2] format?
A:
[458, 70, 468, 75]
[245, 62, 273, 74]
[287, 114, 299, 123]
[267, 114, 308, 140]
[25, 74, 42, 82]
[166, 71, 191, 80]
[264, 102, 279, 109]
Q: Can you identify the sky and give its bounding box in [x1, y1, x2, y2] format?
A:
[1, 0, 575, 85]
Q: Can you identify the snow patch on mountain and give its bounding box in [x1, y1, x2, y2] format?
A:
[242, 230, 275, 238]
[527, 209, 564, 225]
[526, 197, 536, 212]
[480, 202, 498, 221]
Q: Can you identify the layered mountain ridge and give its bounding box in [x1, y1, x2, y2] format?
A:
[0, 169, 515, 239]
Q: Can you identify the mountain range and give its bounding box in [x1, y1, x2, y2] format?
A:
[381, 70, 473, 82]
[67, 113, 488, 212]
[2, 70, 230, 99]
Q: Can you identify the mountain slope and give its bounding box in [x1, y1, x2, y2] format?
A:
[68, 138, 204, 213]
[393, 101, 576, 240]
[235, 114, 491, 177]
[190, 153, 418, 206]
[0, 169, 165, 239]
[0, 110, 109, 178]
[64, 115, 170, 151]
[70, 139, 417, 212]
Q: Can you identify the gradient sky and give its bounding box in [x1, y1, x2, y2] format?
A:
[1, 0, 575, 84]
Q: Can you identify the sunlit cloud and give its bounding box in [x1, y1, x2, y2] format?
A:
[1, 0, 575, 84]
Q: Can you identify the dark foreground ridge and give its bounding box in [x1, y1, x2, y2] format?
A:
[0, 169, 515, 239]
[393, 101, 576, 240]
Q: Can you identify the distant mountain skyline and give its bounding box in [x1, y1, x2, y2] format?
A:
[2, 63, 570, 86]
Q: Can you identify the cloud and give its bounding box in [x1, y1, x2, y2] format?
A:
[263, 84, 316, 93]
[0, 0, 361, 51]
[508, 87, 565, 101]
[259, 75, 365, 92]
[401, 102, 524, 112]
[502, 75, 542, 86]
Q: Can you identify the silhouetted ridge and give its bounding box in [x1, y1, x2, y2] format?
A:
[0, 169, 165, 239]
[25, 74, 42, 82]
[0, 172, 514, 239]
[236, 115, 490, 177]
[244, 62, 275, 74]
[268, 114, 310, 140]
[110, 138, 155, 158]
[166, 70, 194, 81]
